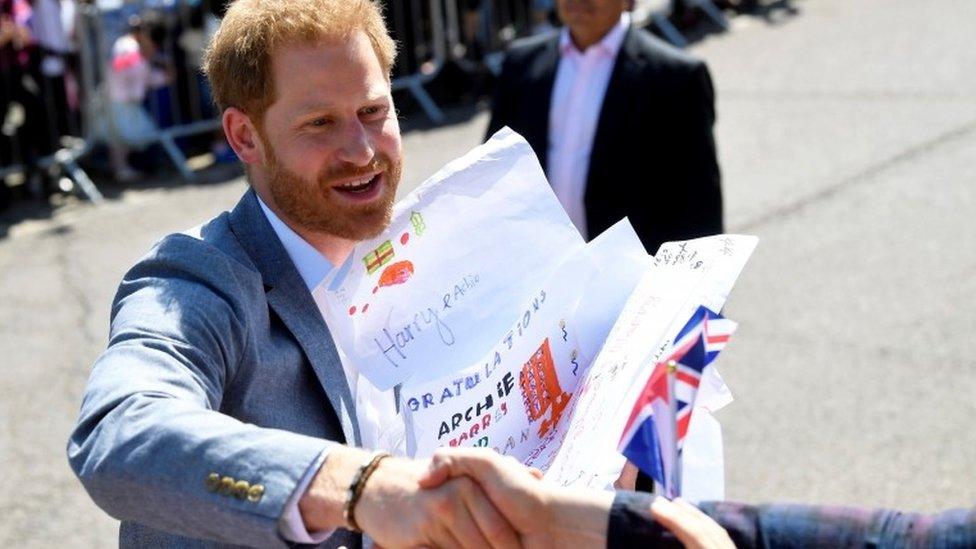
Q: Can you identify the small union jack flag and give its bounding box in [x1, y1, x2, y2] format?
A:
[618, 306, 736, 498]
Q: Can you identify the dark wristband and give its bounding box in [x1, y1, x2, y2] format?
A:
[343, 452, 391, 533]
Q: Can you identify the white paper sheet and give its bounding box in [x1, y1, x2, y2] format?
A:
[544, 235, 758, 490]
[314, 128, 585, 390]
[315, 129, 756, 501]
[401, 221, 650, 463]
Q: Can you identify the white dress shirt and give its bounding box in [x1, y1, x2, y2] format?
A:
[257, 197, 404, 545]
[547, 12, 630, 240]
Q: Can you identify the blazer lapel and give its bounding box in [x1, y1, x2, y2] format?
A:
[588, 25, 643, 194]
[228, 189, 361, 446]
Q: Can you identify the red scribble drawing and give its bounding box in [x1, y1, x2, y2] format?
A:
[379, 260, 414, 288]
[519, 339, 571, 438]
[348, 306, 357, 316]
[400, 232, 410, 245]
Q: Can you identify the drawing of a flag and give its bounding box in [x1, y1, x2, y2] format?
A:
[363, 240, 395, 274]
[618, 306, 736, 498]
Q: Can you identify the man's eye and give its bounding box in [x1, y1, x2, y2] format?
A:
[307, 118, 329, 128]
[361, 106, 386, 118]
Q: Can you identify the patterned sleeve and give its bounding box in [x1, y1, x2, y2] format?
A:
[609, 492, 976, 548]
[696, 501, 976, 548]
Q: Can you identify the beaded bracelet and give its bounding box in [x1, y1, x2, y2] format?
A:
[343, 452, 391, 533]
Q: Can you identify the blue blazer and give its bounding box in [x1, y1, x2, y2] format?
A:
[68, 189, 362, 548]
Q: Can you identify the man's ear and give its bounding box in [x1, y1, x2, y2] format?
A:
[223, 107, 265, 166]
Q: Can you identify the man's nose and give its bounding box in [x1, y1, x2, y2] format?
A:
[336, 121, 375, 166]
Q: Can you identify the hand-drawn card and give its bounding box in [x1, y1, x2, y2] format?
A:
[314, 128, 585, 390]
[544, 234, 758, 497]
[401, 260, 589, 461]
[402, 220, 652, 464]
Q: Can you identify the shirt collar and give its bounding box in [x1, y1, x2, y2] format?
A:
[559, 11, 631, 57]
[256, 195, 334, 291]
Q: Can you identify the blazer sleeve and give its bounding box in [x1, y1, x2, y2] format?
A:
[696, 501, 976, 548]
[669, 61, 724, 239]
[66, 234, 333, 548]
[485, 50, 519, 141]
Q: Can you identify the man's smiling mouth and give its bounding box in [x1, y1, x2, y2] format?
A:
[333, 173, 382, 198]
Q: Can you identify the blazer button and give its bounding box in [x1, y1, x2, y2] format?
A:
[233, 480, 250, 500]
[204, 473, 221, 492]
[219, 476, 236, 497]
[247, 484, 265, 503]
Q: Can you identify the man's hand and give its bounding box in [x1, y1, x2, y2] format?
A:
[298, 446, 521, 549]
[650, 497, 735, 549]
[357, 456, 521, 548]
[420, 448, 611, 549]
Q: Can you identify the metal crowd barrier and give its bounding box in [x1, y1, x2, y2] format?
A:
[633, 0, 689, 48]
[388, 0, 450, 124]
[386, 0, 537, 117]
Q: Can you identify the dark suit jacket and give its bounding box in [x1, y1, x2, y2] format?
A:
[486, 26, 723, 254]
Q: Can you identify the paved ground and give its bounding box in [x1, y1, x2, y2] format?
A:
[1, 0, 974, 545]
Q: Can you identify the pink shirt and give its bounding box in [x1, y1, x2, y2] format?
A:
[108, 34, 150, 103]
[547, 12, 630, 239]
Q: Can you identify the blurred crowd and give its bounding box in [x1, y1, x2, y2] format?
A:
[0, 0, 232, 209]
[0, 0, 758, 212]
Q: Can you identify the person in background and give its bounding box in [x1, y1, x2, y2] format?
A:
[486, 0, 723, 255]
[177, 0, 235, 164]
[29, 0, 73, 150]
[137, 10, 175, 131]
[0, 0, 47, 200]
[0, 0, 32, 209]
[100, 13, 162, 182]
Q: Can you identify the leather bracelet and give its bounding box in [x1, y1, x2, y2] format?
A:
[343, 452, 391, 533]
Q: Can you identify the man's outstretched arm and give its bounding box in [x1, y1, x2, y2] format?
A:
[68, 238, 522, 548]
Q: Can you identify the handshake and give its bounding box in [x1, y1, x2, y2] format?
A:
[298, 446, 734, 549]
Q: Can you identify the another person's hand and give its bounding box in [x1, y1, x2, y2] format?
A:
[420, 447, 611, 548]
[651, 497, 736, 549]
[614, 461, 639, 490]
[0, 16, 29, 49]
[0, 17, 14, 46]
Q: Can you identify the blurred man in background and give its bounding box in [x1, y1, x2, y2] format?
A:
[487, 0, 723, 254]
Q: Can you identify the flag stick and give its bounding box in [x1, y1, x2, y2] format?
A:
[667, 359, 680, 498]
